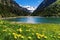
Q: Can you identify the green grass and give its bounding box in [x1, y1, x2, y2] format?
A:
[0, 20, 60, 40]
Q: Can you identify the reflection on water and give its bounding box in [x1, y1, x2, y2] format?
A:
[3, 16, 60, 23]
[27, 17, 35, 23]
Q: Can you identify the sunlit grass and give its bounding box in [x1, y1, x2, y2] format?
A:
[0, 20, 60, 40]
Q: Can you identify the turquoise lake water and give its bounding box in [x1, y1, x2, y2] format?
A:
[4, 16, 60, 23]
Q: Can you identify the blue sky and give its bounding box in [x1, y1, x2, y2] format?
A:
[15, 0, 44, 8]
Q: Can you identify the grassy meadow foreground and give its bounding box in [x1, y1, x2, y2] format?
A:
[0, 20, 60, 40]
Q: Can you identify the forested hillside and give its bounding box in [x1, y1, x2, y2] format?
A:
[31, 0, 60, 17]
[0, 0, 30, 18]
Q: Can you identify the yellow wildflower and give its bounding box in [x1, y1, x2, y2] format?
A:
[36, 33, 41, 36]
[21, 36, 24, 39]
[37, 36, 41, 39]
[36, 33, 41, 39]
[13, 33, 18, 39]
[13, 33, 16, 35]
[13, 33, 24, 39]
[28, 36, 32, 39]
[36, 33, 39, 35]
[17, 28, 23, 32]
[36, 33, 47, 39]
[19, 28, 23, 32]
[17, 34, 21, 37]
[44, 36, 47, 38]
[14, 36, 17, 39]
[40, 34, 45, 37]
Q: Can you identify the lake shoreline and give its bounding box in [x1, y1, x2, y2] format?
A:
[0, 16, 60, 20]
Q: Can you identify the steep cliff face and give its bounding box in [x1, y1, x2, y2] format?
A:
[0, 0, 30, 17]
[31, 0, 58, 17]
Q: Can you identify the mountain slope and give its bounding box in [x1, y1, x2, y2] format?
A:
[0, 0, 30, 18]
[31, 0, 60, 17]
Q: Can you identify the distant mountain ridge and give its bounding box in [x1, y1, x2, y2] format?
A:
[0, 0, 30, 17]
[23, 6, 36, 12]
